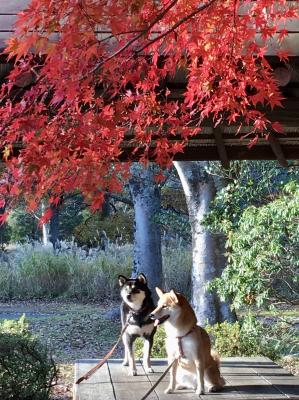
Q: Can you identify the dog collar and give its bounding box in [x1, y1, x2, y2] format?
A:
[128, 305, 147, 315]
[127, 309, 154, 327]
[176, 325, 196, 358]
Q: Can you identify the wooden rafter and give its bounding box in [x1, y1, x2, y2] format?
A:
[268, 134, 289, 167]
[213, 128, 230, 169]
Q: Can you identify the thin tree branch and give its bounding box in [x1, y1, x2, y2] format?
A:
[135, 0, 218, 54]
[109, 193, 133, 206]
[90, 0, 179, 73]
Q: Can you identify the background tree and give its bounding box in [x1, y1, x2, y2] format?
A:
[8, 202, 39, 243]
[129, 165, 163, 293]
[174, 161, 236, 325]
[0, 204, 10, 249]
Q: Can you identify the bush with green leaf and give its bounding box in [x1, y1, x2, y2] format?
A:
[0, 244, 133, 300]
[205, 161, 299, 235]
[0, 223, 11, 250]
[18, 251, 71, 298]
[8, 206, 40, 243]
[206, 314, 299, 361]
[0, 242, 191, 300]
[135, 326, 167, 358]
[73, 210, 134, 247]
[153, 209, 191, 243]
[0, 315, 57, 400]
[134, 315, 298, 362]
[163, 245, 192, 298]
[208, 182, 299, 308]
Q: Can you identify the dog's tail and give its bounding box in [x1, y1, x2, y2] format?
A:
[211, 349, 221, 367]
[211, 350, 225, 387]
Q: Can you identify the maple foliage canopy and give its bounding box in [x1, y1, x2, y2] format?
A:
[0, 0, 298, 217]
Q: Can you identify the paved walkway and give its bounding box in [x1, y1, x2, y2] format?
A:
[74, 357, 299, 399]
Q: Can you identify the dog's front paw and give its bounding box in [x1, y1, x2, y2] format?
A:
[175, 384, 187, 390]
[128, 369, 137, 376]
[122, 360, 129, 367]
[208, 385, 219, 393]
[164, 387, 174, 394]
[196, 388, 205, 396]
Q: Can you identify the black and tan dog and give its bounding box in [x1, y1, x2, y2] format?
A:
[118, 273, 156, 376]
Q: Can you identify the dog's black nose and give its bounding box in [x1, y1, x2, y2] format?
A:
[149, 313, 155, 319]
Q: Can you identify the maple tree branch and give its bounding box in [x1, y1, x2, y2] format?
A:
[91, 0, 179, 73]
[135, 0, 218, 54]
[228, 0, 238, 61]
[109, 192, 133, 207]
[97, 29, 144, 44]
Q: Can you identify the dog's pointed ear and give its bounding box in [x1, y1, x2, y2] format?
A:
[118, 275, 127, 287]
[170, 289, 178, 303]
[137, 273, 147, 285]
[156, 287, 164, 298]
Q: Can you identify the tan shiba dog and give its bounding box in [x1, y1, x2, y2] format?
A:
[149, 288, 225, 395]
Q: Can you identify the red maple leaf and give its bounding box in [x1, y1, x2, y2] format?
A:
[272, 121, 284, 134]
[0, 0, 292, 212]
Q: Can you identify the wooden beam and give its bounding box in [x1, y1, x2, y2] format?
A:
[2, 140, 299, 163]
[268, 134, 289, 167]
[0, 63, 12, 78]
[213, 128, 230, 168]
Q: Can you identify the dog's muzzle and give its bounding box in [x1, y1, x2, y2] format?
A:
[149, 314, 170, 326]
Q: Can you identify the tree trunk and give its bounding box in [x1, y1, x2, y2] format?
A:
[49, 204, 61, 251]
[174, 161, 236, 326]
[41, 202, 50, 246]
[129, 165, 163, 296]
[101, 193, 111, 219]
[0, 204, 7, 249]
[99, 193, 111, 251]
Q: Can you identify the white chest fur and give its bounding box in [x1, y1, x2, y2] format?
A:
[164, 322, 200, 360]
[126, 322, 155, 336]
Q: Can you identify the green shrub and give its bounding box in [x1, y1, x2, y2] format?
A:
[205, 171, 299, 309]
[206, 314, 299, 361]
[0, 264, 15, 300]
[0, 243, 191, 300]
[0, 315, 57, 400]
[19, 251, 71, 298]
[8, 207, 40, 243]
[67, 247, 132, 300]
[163, 245, 192, 299]
[0, 244, 133, 300]
[134, 315, 298, 363]
[73, 211, 134, 247]
[135, 326, 167, 358]
[0, 223, 11, 249]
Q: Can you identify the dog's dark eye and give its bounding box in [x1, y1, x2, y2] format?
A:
[162, 305, 167, 309]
